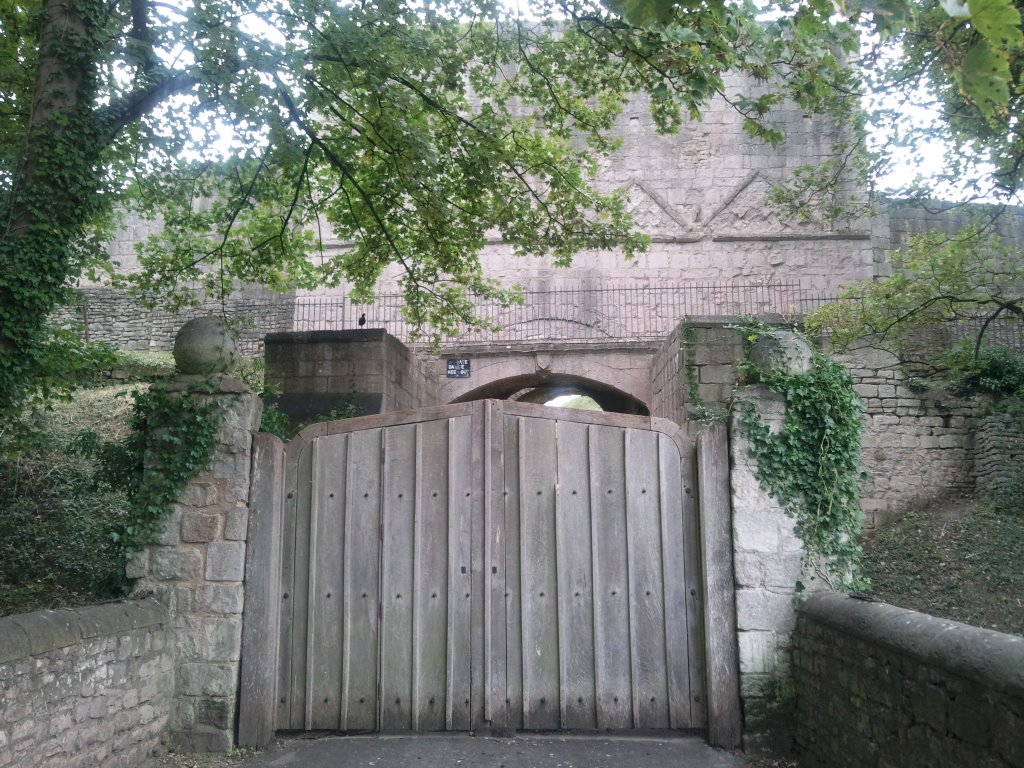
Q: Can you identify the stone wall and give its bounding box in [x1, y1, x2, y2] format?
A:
[55, 286, 296, 355]
[837, 345, 976, 527]
[0, 600, 173, 768]
[649, 324, 685, 423]
[264, 329, 439, 422]
[974, 412, 1024, 499]
[129, 378, 262, 751]
[727, 385, 821, 753]
[793, 593, 1024, 768]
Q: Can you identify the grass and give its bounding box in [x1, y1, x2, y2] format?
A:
[861, 503, 1024, 637]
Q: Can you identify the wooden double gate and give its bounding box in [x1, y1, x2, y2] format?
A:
[239, 400, 740, 746]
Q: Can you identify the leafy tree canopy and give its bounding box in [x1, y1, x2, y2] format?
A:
[1, 0, 1022, 424]
[806, 224, 1023, 367]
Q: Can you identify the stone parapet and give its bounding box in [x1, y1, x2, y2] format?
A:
[0, 600, 173, 768]
[794, 594, 1024, 768]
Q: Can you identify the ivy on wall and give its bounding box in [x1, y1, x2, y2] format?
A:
[96, 384, 222, 556]
[737, 324, 867, 592]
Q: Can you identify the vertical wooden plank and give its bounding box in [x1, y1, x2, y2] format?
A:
[517, 416, 560, 730]
[589, 424, 633, 729]
[308, 434, 348, 728]
[239, 433, 284, 747]
[446, 415, 474, 730]
[341, 428, 383, 732]
[553, 421, 597, 730]
[287, 438, 315, 729]
[501, 408, 522, 730]
[379, 423, 417, 731]
[658, 432, 697, 730]
[623, 429, 670, 729]
[678, 434, 707, 728]
[412, 419, 450, 731]
[469, 401, 488, 730]
[484, 400, 509, 731]
[698, 425, 742, 748]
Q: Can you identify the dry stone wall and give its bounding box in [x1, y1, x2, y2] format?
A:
[974, 412, 1024, 499]
[794, 593, 1024, 768]
[0, 600, 173, 768]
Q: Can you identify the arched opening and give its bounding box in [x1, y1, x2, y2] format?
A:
[451, 373, 649, 416]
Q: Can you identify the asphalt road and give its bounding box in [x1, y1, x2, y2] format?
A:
[235, 733, 752, 768]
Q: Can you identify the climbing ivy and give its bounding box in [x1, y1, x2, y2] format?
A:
[97, 383, 222, 557]
[736, 323, 867, 592]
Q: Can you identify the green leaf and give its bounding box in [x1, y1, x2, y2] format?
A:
[955, 39, 1012, 120]
[968, 0, 1024, 50]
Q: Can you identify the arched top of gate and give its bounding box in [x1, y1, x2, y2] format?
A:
[283, 399, 692, 457]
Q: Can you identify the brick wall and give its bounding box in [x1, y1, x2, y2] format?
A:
[0, 600, 173, 768]
[974, 412, 1024, 499]
[794, 593, 1024, 768]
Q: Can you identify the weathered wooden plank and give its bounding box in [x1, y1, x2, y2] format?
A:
[446, 415, 474, 730]
[500, 409, 522, 731]
[624, 429, 670, 729]
[677, 434, 706, 729]
[469, 401, 488, 730]
[239, 433, 284, 747]
[412, 419, 450, 731]
[484, 400, 508, 730]
[517, 416, 560, 730]
[276, 437, 300, 731]
[308, 434, 348, 728]
[341, 427, 383, 732]
[287, 437, 315, 729]
[589, 424, 633, 730]
[291, 401, 480, 443]
[553, 420, 597, 730]
[657, 432, 696, 730]
[380, 423, 417, 731]
[698, 425, 741, 748]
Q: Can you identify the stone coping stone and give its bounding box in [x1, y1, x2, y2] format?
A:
[0, 599, 169, 664]
[265, 329, 387, 345]
[801, 593, 1024, 699]
[164, 374, 252, 394]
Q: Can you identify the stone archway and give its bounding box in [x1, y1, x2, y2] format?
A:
[451, 372, 649, 415]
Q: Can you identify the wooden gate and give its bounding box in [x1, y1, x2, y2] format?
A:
[239, 400, 739, 744]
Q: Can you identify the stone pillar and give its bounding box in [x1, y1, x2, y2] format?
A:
[128, 319, 262, 752]
[728, 332, 821, 753]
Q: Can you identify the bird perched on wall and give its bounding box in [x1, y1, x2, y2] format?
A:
[358, 313, 366, 327]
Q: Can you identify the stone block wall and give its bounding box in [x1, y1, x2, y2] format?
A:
[54, 287, 296, 355]
[837, 345, 976, 527]
[265, 329, 438, 422]
[129, 379, 261, 751]
[0, 600, 173, 768]
[793, 593, 1024, 768]
[650, 318, 745, 423]
[975, 412, 1024, 499]
[650, 323, 684, 424]
[728, 386, 821, 752]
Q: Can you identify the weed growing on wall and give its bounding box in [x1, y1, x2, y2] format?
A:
[737, 323, 867, 592]
[680, 320, 727, 424]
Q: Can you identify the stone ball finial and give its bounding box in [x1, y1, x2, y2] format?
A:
[749, 330, 814, 377]
[173, 317, 238, 375]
